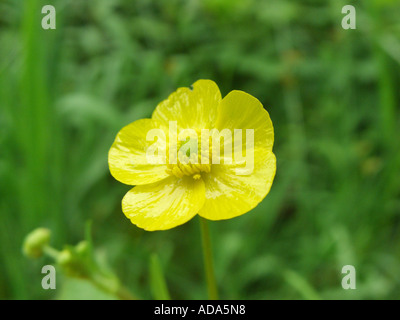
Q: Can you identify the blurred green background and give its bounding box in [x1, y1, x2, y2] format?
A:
[1, 0, 400, 300]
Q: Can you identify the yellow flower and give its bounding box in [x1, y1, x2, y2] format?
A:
[108, 80, 276, 231]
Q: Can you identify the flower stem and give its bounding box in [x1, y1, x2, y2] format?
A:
[199, 217, 219, 300]
[43, 245, 60, 260]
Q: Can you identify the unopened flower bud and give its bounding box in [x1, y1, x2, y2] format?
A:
[76, 241, 89, 255]
[23, 228, 51, 258]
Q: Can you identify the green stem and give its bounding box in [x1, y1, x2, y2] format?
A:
[90, 273, 137, 300]
[43, 246, 60, 260]
[199, 217, 219, 300]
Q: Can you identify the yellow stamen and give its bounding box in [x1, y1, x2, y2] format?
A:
[166, 133, 212, 179]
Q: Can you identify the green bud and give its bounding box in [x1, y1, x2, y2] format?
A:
[23, 228, 51, 258]
[76, 241, 89, 255]
[57, 246, 90, 278]
[57, 249, 73, 266]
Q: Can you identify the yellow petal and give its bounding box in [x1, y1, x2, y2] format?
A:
[122, 176, 206, 231]
[152, 79, 221, 129]
[199, 150, 276, 220]
[108, 119, 169, 185]
[215, 90, 274, 151]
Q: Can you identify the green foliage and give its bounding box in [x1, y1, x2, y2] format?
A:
[149, 254, 171, 300]
[1, 0, 400, 299]
[57, 278, 116, 300]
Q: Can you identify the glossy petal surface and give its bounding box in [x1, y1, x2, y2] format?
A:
[199, 150, 276, 220]
[122, 176, 206, 231]
[152, 79, 221, 129]
[199, 90, 276, 220]
[109, 119, 169, 185]
[215, 90, 274, 151]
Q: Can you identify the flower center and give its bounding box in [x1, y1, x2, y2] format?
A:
[166, 136, 211, 180]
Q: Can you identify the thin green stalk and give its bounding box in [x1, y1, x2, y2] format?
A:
[90, 273, 137, 300]
[43, 246, 60, 260]
[150, 253, 171, 300]
[199, 217, 219, 300]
